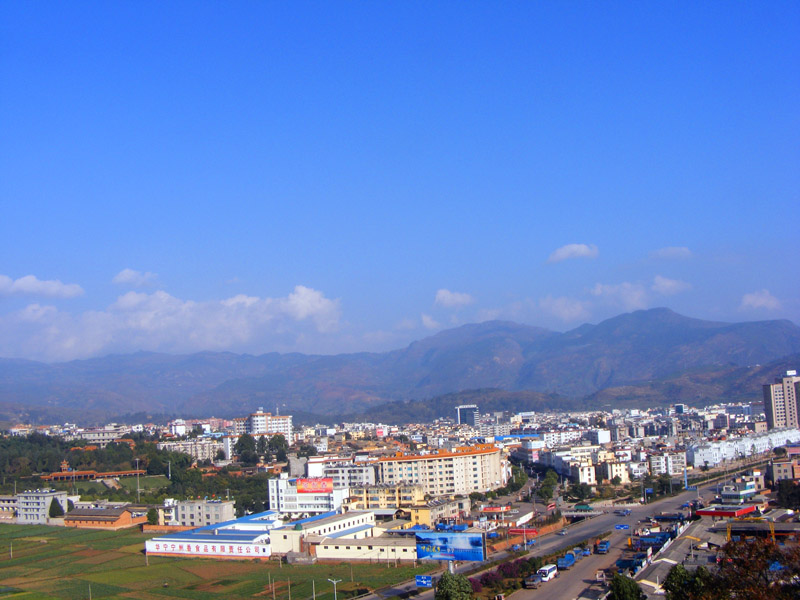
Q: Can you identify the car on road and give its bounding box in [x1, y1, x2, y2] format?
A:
[557, 529, 568, 535]
[523, 574, 543, 589]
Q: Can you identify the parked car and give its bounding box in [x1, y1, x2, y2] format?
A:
[523, 574, 543, 589]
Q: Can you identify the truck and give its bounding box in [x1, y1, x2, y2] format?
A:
[596, 540, 610, 554]
[557, 551, 576, 570]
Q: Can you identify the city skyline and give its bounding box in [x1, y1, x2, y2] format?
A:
[1, 3, 798, 361]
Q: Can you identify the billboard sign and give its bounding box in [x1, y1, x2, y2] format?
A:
[415, 575, 432, 587]
[481, 505, 511, 513]
[295, 478, 334, 494]
[645, 488, 653, 494]
[615, 524, 630, 530]
[415, 532, 485, 562]
[508, 528, 538, 536]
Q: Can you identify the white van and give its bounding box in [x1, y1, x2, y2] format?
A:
[537, 564, 558, 582]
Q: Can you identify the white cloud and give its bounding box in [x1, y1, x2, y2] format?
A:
[651, 275, 692, 295]
[548, 243, 599, 263]
[421, 314, 441, 330]
[434, 289, 474, 308]
[0, 285, 341, 361]
[112, 268, 157, 287]
[740, 289, 781, 311]
[651, 246, 692, 260]
[590, 282, 648, 310]
[539, 295, 591, 322]
[0, 274, 84, 298]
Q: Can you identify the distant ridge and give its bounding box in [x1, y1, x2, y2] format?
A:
[1, 308, 799, 424]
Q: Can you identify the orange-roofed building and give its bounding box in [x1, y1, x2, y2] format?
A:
[378, 444, 505, 495]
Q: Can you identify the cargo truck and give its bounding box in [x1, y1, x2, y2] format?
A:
[596, 540, 610, 554]
[557, 552, 576, 570]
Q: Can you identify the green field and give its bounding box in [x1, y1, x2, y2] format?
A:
[0, 524, 435, 600]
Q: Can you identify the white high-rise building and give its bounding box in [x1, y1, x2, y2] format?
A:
[764, 370, 800, 430]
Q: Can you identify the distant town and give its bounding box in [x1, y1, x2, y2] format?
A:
[2, 370, 800, 598]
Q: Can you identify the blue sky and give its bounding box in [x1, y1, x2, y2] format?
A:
[1, 2, 798, 361]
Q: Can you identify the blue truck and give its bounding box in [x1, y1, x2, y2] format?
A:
[596, 540, 610, 554]
[557, 551, 576, 570]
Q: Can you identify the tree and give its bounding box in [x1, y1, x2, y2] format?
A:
[435, 571, 472, 600]
[714, 538, 800, 600]
[611, 475, 622, 486]
[776, 480, 800, 509]
[267, 434, 288, 453]
[257, 436, 268, 456]
[146, 508, 159, 525]
[608, 573, 646, 600]
[49, 498, 64, 518]
[234, 434, 256, 457]
[663, 564, 715, 600]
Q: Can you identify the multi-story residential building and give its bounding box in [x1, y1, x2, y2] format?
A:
[377, 444, 504, 495]
[172, 499, 235, 527]
[16, 489, 68, 524]
[0, 496, 18, 522]
[599, 461, 630, 484]
[157, 439, 223, 462]
[323, 462, 377, 488]
[512, 439, 546, 463]
[771, 458, 800, 483]
[540, 429, 585, 448]
[764, 370, 800, 430]
[648, 452, 687, 477]
[687, 429, 800, 467]
[267, 476, 350, 515]
[406, 497, 470, 527]
[570, 463, 597, 485]
[628, 462, 649, 480]
[346, 484, 425, 510]
[587, 429, 611, 445]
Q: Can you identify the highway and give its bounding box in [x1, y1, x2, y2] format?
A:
[368, 466, 753, 600]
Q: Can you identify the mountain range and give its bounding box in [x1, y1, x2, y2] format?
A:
[1, 308, 799, 425]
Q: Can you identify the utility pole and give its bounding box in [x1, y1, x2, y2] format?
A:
[168, 461, 171, 480]
[134, 458, 141, 502]
[312, 580, 315, 600]
[328, 578, 341, 600]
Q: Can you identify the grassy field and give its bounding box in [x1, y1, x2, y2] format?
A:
[0, 524, 435, 600]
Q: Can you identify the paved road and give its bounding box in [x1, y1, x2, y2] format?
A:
[508, 482, 723, 600]
[369, 466, 752, 600]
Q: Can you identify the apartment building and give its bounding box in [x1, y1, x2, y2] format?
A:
[346, 484, 425, 510]
[323, 462, 377, 488]
[377, 444, 504, 495]
[157, 439, 223, 462]
[172, 499, 236, 527]
[764, 370, 800, 430]
[233, 408, 293, 437]
[16, 489, 68, 524]
[599, 461, 630, 484]
[648, 452, 687, 477]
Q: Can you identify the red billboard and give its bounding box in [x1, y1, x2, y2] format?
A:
[481, 505, 511, 513]
[296, 478, 333, 494]
[509, 528, 538, 536]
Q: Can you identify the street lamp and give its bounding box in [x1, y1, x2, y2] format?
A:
[328, 578, 341, 600]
